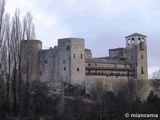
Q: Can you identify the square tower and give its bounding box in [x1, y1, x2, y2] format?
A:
[58, 38, 85, 86]
[125, 33, 148, 80]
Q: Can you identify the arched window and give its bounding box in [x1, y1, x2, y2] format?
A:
[131, 38, 135, 44]
[141, 38, 145, 42]
[138, 38, 141, 43]
[127, 38, 131, 45]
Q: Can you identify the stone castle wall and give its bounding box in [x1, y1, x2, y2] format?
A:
[20, 33, 149, 94]
[21, 40, 42, 82]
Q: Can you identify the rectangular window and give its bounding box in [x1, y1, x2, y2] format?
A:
[141, 55, 143, 60]
[64, 67, 66, 71]
[141, 67, 144, 74]
[45, 59, 48, 64]
[81, 54, 83, 59]
[40, 71, 42, 75]
[73, 54, 75, 58]
[66, 45, 70, 50]
[77, 68, 80, 71]
[63, 60, 66, 64]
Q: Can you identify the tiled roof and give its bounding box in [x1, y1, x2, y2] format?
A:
[85, 58, 131, 65]
[125, 33, 146, 38]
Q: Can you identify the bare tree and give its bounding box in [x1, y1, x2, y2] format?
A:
[0, 0, 5, 74]
[0, 0, 37, 118]
[10, 9, 23, 113]
[23, 11, 36, 40]
[151, 69, 160, 79]
[4, 13, 12, 100]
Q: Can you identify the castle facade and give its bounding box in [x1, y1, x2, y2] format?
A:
[21, 33, 148, 92]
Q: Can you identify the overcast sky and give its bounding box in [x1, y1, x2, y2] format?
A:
[5, 0, 160, 77]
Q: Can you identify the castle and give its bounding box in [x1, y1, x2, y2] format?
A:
[21, 33, 148, 93]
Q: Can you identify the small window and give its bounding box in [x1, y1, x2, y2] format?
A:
[141, 38, 145, 42]
[64, 67, 66, 71]
[88, 63, 90, 66]
[95, 63, 97, 66]
[40, 71, 42, 75]
[73, 54, 75, 58]
[66, 45, 70, 50]
[141, 55, 143, 60]
[128, 39, 131, 45]
[77, 68, 80, 71]
[63, 60, 66, 64]
[45, 59, 48, 64]
[81, 54, 83, 59]
[141, 67, 144, 74]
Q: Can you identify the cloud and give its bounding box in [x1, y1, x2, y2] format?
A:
[4, 0, 160, 76]
[5, 0, 36, 15]
[65, 0, 76, 6]
[5, 0, 73, 48]
[33, 11, 57, 29]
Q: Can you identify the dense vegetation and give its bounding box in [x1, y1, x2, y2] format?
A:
[1, 81, 160, 120]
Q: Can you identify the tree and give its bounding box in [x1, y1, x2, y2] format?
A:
[146, 90, 160, 113]
[23, 11, 36, 40]
[0, 0, 5, 74]
[11, 9, 22, 114]
[151, 69, 160, 79]
[0, 0, 37, 118]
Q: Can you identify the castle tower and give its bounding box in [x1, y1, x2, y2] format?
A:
[125, 33, 148, 80]
[58, 38, 85, 86]
[21, 40, 42, 82]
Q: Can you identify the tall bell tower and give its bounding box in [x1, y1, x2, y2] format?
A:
[125, 33, 148, 80]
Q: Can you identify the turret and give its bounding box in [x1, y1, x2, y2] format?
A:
[21, 40, 42, 82]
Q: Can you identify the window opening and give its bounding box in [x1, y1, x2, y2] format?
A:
[63, 60, 66, 64]
[81, 54, 83, 59]
[141, 67, 144, 74]
[45, 59, 48, 64]
[141, 55, 143, 60]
